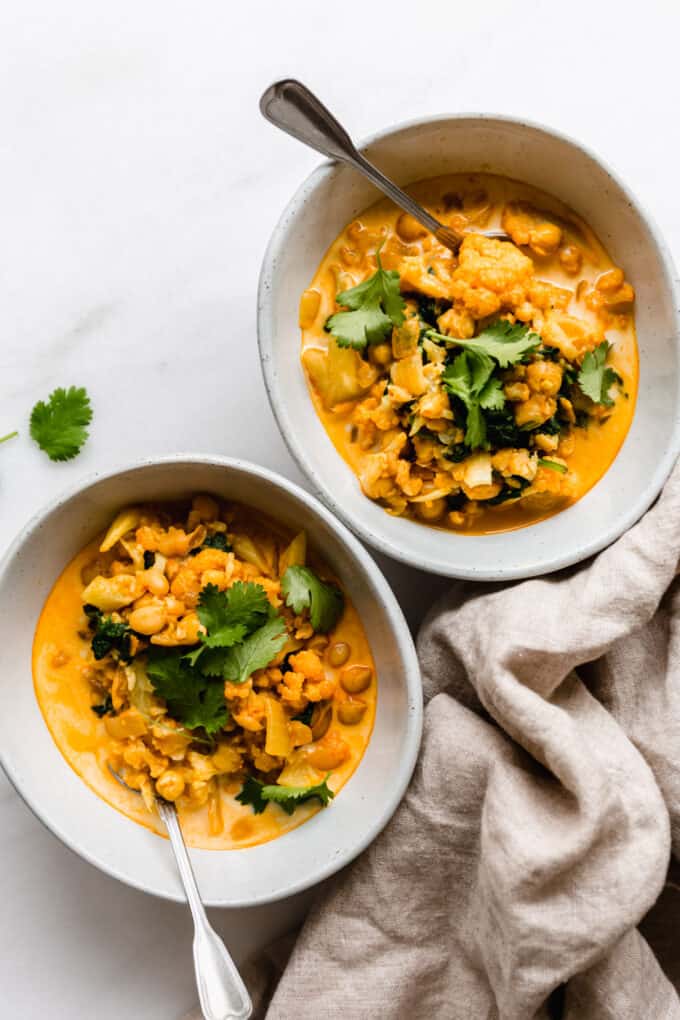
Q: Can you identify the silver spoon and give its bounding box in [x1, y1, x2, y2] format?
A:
[109, 766, 252, 1020]
[259, 79, 511, 253]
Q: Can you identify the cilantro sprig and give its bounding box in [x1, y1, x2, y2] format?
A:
[325, 246, 405, 349]
[29, 386, 92, 462]
[427, 320, 540, 368]
[443, 350, 506, 450]
[281, 565, 344, 633]
[236, 774, 335, 816]
[145, 580, 288, 734]
[577, 341, 619, 407]
[146, 650, 228, 735]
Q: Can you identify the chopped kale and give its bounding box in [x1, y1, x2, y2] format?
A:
[486, 477, 531, 505]
[444, 443, 469, 463]
[91, 694, 115, 718]
[446, 492, 467, 511]
[484, 409, 530, 449]
[189, 531, 232, 556]
[91, 616, 133, 663]
[143, 550, 155, 569]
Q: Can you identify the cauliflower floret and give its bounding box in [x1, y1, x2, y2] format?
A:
[541, 312, 605, 361]
[450, 234, 534, 319]
[436, 306, 475, 339]
[491, 449, 538, 482]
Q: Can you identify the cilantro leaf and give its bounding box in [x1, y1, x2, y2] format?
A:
[235, 775, 268, 814]
[218, 616, 288, 685]
[577, 341, 618, 407]
[29, 386, 93, 462]
[196, 582, 270, 649]
[236, 774, 335, 816]
[281, 565, 344, 633]
[146, 650, 228, 734]
[428, 320, 540, 368]
[443, 350, 506, 450]
[326, 249, 405, 349]
[538, 458, 568, 474]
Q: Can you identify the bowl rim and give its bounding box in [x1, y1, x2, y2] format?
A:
[257, 111, 680, 580]
[0, 452, 423, 906]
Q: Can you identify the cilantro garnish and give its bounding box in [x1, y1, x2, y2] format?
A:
[428, 320, 540, 368]
[236, 774, 335, 816]
[197, 581, 271, 650]
[216, 616, 288, 685]
[577, 341, 619, 407]
[443, 350, 506, 450]
[538, 458, 568, 474]
[325, 247, 405, 349]
[281, 565, 344, 633]
[146, 649, 228, 735]
[29, 386, 92, 462]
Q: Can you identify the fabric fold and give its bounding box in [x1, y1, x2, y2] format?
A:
[210, 465, 680, 1019]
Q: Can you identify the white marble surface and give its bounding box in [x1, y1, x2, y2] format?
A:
[1, 1, 679, 1016]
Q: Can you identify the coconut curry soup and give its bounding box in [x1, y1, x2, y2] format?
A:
[33, 496, 376, 849]
[300, 173, 638, 535]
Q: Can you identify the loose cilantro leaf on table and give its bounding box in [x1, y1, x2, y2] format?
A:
[0, 430, 17, 446]
[427, 320, 540, 368]
[146, 649, 228, 735]
[281, 565, 344, 633]
[577, 341, 618, 407]
[236, 774, 335, 816]
[29, 386, 92, 461]
[443, 350, 506, 450]
[325, 247, 405, 349]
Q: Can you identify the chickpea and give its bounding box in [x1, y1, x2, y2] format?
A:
[559, 244, 583, 275]
[340, 665, 372, 694]
[142, 568, 169, 597]
[191, 494, 219, 522]
[306, 732, 350, 770]
[128, 604, 167, 636]
[596, 268, 624, 293]
[416, 498, 447, 523]
[369, 342, 393, 367]
[396, 212, 428, 243]
[327, 641, 351, 668]
[310, 702, 333, 741]
[156, 770, 185, 802]
[525, 360, 563, 397]
[529, 222, 562, 256]
[299, 288, 321, 329]
[338, 698, 367, 726]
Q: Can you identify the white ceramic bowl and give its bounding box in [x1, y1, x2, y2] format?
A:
[0, 455, 422, 906]
[258, 114, 680, 580]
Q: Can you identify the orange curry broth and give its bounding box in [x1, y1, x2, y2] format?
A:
[33, 534, 376, 850]
[300, 173, 638, 535]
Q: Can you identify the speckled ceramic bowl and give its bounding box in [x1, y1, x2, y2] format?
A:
[0, 455, 422, 906]
[258, 114, 680, 579]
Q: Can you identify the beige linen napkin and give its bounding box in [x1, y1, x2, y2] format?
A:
[187, 463, 680, 1020]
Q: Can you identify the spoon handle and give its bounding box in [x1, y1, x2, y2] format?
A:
[157, 800, 252, 1020]
[259, 78, 463, 250]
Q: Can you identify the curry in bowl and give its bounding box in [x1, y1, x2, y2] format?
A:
[33, 495, 376, 849]
[300, 173, 638, 534]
